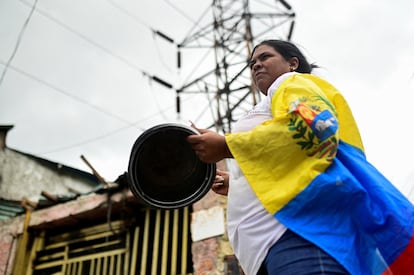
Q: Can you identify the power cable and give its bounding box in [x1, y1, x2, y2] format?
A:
[9, 0, 176, 116]
[0, 59, 138, 128]
[152, 32, 174, 73]
[0, 58, 186, 155]
[106, 0, 179, 45]
[106, 0, 218, 123]
[146, 78, 170, 121]
[106, 0, 152, 30]
[1, 1, 180, 155]
[14, 0, 210, 92]
[1, 0, 220, 153]
[162, 0, 198, 25]
[0, 0, 38, 89]
[178, 5, 212, 46]
[38, 94, 201, 155]
[39, 124, 141, 155]
[14, 0, 180, 90]
[106, 0, 176, 73]
[16, 0, 176, 89]
[17, 0, 148, 76]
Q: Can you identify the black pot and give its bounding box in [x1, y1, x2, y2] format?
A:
[128, 123, 216, 209]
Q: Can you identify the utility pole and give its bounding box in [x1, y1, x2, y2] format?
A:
[176, 0, 295, 133]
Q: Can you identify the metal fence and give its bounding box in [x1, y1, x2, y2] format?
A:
[28, 207, 192, 275]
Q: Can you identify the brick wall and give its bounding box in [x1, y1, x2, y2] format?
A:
[191, 160, 235, 275]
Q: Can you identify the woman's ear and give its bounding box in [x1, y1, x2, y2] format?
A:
[289, 57, 299, 71]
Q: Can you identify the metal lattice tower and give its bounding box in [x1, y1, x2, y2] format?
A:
[176, 0, 295, 133]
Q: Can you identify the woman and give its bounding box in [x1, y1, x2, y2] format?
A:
[187, 40, 414, 275]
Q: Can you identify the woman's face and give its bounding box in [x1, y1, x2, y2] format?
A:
[250, 44, 292, 95]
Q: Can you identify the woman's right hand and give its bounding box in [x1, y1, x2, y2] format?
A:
[187, 127, 233, 164]
[211, 169, 229, 196]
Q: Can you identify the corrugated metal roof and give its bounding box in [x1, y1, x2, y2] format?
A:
[0, 199, 24, 221]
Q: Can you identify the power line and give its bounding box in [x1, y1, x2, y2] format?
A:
[0, 1, 180, 155]
[16, 0, 176, 89]
[162, 0, 198, 25]
[4, 0, 177, 117]
[106, 0, 152, 30]
[106, 0, 178, 46]
[38, 93, 202, 156]
[106, 0, 177, 73]
[0, 0, 38, 89]
[15, 0, 205, 93]
[38, 124, 140, 155]
[0, 59, 139, 128]
[0, 58, 192, 155]
[18, 0, 148, 76]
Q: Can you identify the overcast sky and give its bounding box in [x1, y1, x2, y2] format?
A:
[1, 0, 413, 200]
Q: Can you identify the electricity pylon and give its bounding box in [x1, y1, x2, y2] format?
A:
[175, 0, 295, 133]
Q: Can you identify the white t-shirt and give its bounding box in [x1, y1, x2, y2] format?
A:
[226, 72, 296, 275]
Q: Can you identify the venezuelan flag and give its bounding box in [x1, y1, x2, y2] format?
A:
[226, 74, 414, 274]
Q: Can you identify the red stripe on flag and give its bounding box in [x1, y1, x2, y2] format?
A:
[384, 233, 414, 275]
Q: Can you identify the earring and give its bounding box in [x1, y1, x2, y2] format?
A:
[290, 67, 295, 72]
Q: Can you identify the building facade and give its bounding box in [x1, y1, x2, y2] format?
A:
[0, 125, 243, 275]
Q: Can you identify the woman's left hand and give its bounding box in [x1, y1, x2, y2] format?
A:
[212, 169, 229, 196]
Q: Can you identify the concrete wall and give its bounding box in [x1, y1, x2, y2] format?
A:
[0, 148, 96, 202]
[191, 160, 235, 275]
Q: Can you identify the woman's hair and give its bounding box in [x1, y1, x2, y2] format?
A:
[252, 40, 317, 73]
